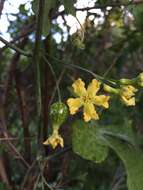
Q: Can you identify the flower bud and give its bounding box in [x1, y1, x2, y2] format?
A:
[103, 84, 119, 94]
[119, 78, 133, 85]
[120, 85, 137, 106]
[136, 72, 143, 87]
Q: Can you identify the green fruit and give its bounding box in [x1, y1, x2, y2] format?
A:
[49, 102, 68, 127]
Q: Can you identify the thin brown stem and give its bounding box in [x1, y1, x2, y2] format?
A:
[15, 70, 31, 163]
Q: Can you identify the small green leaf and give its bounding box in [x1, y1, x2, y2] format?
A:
[129, 4, 143, 30]
[62, 0, 76, 16]
[72, 120, 109, 163]
[19, 4, 26, 14]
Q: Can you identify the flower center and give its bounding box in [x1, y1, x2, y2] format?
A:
[82, 94, 92, 103]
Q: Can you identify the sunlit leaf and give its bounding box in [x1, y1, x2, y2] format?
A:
[72, 120, 109, 163]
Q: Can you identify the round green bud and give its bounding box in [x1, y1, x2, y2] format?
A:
[137, 72, 143, 87]
[49, 102, 68, 128]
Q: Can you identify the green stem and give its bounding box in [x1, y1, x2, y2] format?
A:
[33, 0, 45, 142]
[43, 56, 61, 102]
[33, 0, 45, 116]
[65, 63, 118, 87]
[45, 54, 118, 87]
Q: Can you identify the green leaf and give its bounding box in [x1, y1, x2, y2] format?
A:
[19, 4, 26, 14]
[99, 120, 136, 147]
[0, 183, 7, 190]
[104, 137, 143, 190]
[97, 123, 143, 190]
[62, 0, 76, 16]
[72, 120, 143, 190]
[72, 120, 109, 163]
[129, 4, 143, 30]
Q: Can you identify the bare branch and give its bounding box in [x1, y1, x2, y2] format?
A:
[0, 36, 32, 57]
[53, 0, 143, 19]
[0, 21, 35, 55]
[76, 0, 143, 11]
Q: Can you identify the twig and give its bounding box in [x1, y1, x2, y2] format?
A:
[42, 176, 54, 190]
[1, 126, 30, 168]
[0, 155, 10, 186]
[48, 67, 66, 107]
[0, 137, 34, 141]
[76, 1, 143, 11]
[43, 56, 61, 102]
[0, 37, 31, 169]
[14, 70, 31, 162]
[33, 174, 41, 190]
[3, 37, 28, 105]
[0, 36, 32, 57]
[0, 21, 35, 55]
[103, 45, 125, 77]
[21, 160, 37, 189]
[53, 0, 143, 19]
[44, 146, 72, 162]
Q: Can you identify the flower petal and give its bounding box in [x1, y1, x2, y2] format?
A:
[67, 98, 82, 115]
[121, 96, 135, 106]
[43, 129, 64, 149]
[87, 79, 101, 97]
[94, 95, 110, 108]
[121, 85, 137, 99]
[72, 78, 86, 96]
[83, 103, 99, 122]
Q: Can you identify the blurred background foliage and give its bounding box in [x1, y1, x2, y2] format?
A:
[1, 0, 143, 189]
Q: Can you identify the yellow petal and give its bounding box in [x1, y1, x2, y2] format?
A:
[72, 78, 86, 96]
[87, 79, 101, 97]
[67, 98, 82, 115]
[121, 85, 137, 99]
[121, 96, 135, 106]
[94, 95, 110, 108]
[83, 103, 99, 122]
[43, 129, 64, 149]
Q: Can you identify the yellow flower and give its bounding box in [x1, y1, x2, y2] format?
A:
[67, 78, 110, 122]
[120, 85, 138, 106]
[43, 129, 64, 149]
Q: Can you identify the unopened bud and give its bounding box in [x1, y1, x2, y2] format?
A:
[136, 72, 143, 87]
[119, 78, 133, 85]
[103, 84, 119, 94]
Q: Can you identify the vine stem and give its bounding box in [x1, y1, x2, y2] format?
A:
[33, 0, 45, 142]
[43, 56, 62, 102]
[65, 63, 118, 87]
[45, 54, 118, 87]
